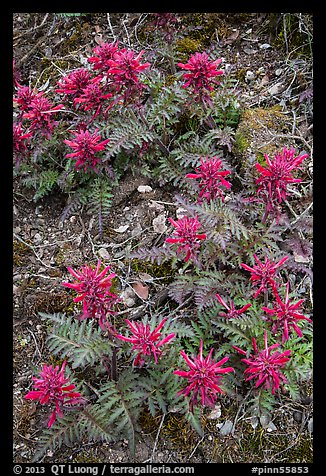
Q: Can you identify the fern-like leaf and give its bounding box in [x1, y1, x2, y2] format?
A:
[40, 313, 113, 369]
[87, 177, 113, 237]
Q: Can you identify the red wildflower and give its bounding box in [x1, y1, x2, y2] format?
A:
[255, 147, 308, 222]
[233, 330, 291, 395]
[73, 75, 113, 118]
[24, 361, 83, 428]
[174, 340, 234, 411]
[56, 68, 93, 101]
[13, 122, 33, 166]
[13, 84, 42, 112]
[62, 260, 119, 331]
[241, 254, 289, 299]
[178, 52, 223, 101]
[186, 157, 231, 202]
[64, 128, 110, 172]
[165, 215, 206, 262]
[106, 48, 150, 102]
[216, 294, 252, 319]
[262, 282, 312, 342]
[22, 95, 64, 137]
[116, 318, 175, 367]
[88, 41, 120, 74]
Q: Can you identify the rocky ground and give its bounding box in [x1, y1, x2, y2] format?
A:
[12, 12, 313, 464]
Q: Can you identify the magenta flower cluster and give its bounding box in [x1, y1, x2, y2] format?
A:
[56, 42, 150, 172]
[13, 82, 64, 165]
[25, 361, 83, 428]
[186, 157, 231, 202]
[255, 147, 308, 222]
[174, 340, 234, 411]
[233, 331, 291, 395]
[57, 41, 150, 114]
[62, 260, 119, 331]
[165, 215, 207, 262]
[178, 52, 223, 103]
[116, 318, 175, 367]
[64, 128, 110, 172]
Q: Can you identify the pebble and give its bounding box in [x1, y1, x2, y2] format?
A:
[245, 70, 256, 81]
[152, 214, 167, 233]
[98, 247, 110, 260]
[260, 43, 272, 49]
[266, 422, 277, 432]
[268, 82, 284, 96]
[307, 418, 313, 433]
[33, 233, 42, 244]
[219, 420, 233, 436]
[137, 185, 153, 193]
[121, 288, 136, 307]
[293, 411, 303, 423]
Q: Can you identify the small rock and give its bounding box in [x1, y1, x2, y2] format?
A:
[152, 214, 167, 233]
[266, 422, 277, 432]
[219, 420, 233, 436]
[98, 248, 110, 260]
[256, 66, 266, 75]
[70, 216, 77, 224]
[268, 82, 284, 96]
[137, 185, 153, 193]
[260, 43, 272, 49]
[131, 223, 142, 236]
[307, 418, 313, 433]
[260, 414, 271, 428]
[245, 70, 256, 81]
[113, 224, 129, 233]
[121, 288, 136, 307]
[275, 68, 283, 76]
[293, 411, 303, 423]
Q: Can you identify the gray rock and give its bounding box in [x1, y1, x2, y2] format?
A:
[219, 420, 233, 436]
[307, 418, 313, 433]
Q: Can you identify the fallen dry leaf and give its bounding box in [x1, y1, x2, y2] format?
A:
[132, 281, 149, 300]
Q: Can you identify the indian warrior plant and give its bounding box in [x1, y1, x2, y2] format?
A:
[13, 32, 241, 235]
[25, 244, 312, 460]
[16, 16, 312, 460]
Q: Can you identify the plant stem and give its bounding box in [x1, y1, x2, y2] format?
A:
[111, 348, 117, 381]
